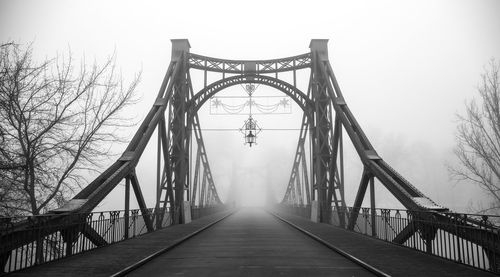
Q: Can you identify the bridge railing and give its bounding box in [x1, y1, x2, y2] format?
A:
[0, 204, 226, 274]
[277, 204, 500, 273]
[0, 208, 172, 273]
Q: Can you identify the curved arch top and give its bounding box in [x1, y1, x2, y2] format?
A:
[188, 74, 313, 115]
[188, 53, 311, 74]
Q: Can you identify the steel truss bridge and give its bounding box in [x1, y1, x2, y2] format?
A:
[1, 39, 500, 276]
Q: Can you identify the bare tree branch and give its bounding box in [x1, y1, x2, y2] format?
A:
[450, 58, 500, 213]
[0, 42, 141, 216]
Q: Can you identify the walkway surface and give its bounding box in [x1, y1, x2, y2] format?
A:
[274, 210, 497, 277]
[7, 210, 234, 277]
[6, 208, 497, 277]
[128, 208, 373, 277]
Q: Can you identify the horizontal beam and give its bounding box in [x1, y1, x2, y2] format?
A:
[189, 53, 311, 74]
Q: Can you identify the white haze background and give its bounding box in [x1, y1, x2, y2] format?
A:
[1, 0, 500, 212]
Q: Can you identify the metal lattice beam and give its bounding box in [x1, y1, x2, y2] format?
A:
[189, 53, 311, 74]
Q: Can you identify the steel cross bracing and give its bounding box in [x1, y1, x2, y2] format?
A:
[282, 112, 312, 207]
[2, 39, 500, 273]
[189, 53, 311, 74]
[188, 74, 222, 208]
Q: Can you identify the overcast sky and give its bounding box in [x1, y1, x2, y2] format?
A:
[1, 0, 500, 212]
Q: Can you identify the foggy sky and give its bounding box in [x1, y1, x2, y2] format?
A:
[1, 0, 500, 212]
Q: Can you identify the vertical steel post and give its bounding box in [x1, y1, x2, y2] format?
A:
[124, 176, 130, 238]
[159, 117, 175, 223]
[156, 125, 161, 228]
[301, 149, 311, 205]
[169, 39, 191, 224]
[339, 126, 345, 205]
[310, 39, 331, 222]
[370, 176, 376, 237]
[293, 59, 297, 87]
[203, 61, 207, 88]
[191, 148, 201, 206]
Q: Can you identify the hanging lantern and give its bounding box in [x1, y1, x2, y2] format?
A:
[240, 116, 261, 147]
[245, 131, 256, 147]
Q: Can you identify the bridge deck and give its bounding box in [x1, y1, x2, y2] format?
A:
[6, 210, 233, 277]
[6, 208, 497, 276]
[126, 208, 372, 277]
[274, 211, 496, 277]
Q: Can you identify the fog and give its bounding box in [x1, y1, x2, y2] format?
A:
[1, 0, 500, 213]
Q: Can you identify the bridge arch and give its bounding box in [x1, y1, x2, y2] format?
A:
[187, 74, 314, 117]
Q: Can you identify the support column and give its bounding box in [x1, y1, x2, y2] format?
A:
[35, 237, 44, 264]
[124, 176, 130, 238]
[311, 200, 320, 223]
[159, 117, 175, 223]
[61, 227, 78, 257]
[420, 222, 437, 254]
[310, 39, 332, 223]
[182, 201, 192, 224]
[169, 39, 190, 224]
[370, 176, 377, 237]
[155, 122, 162, 228]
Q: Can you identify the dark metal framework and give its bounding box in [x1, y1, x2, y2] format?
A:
[281, 40, 500, 271]
[2, 39, 500, 274]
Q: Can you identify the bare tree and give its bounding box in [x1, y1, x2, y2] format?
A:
[451, 58, 500, 213]
[0, 43, 140, 216]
